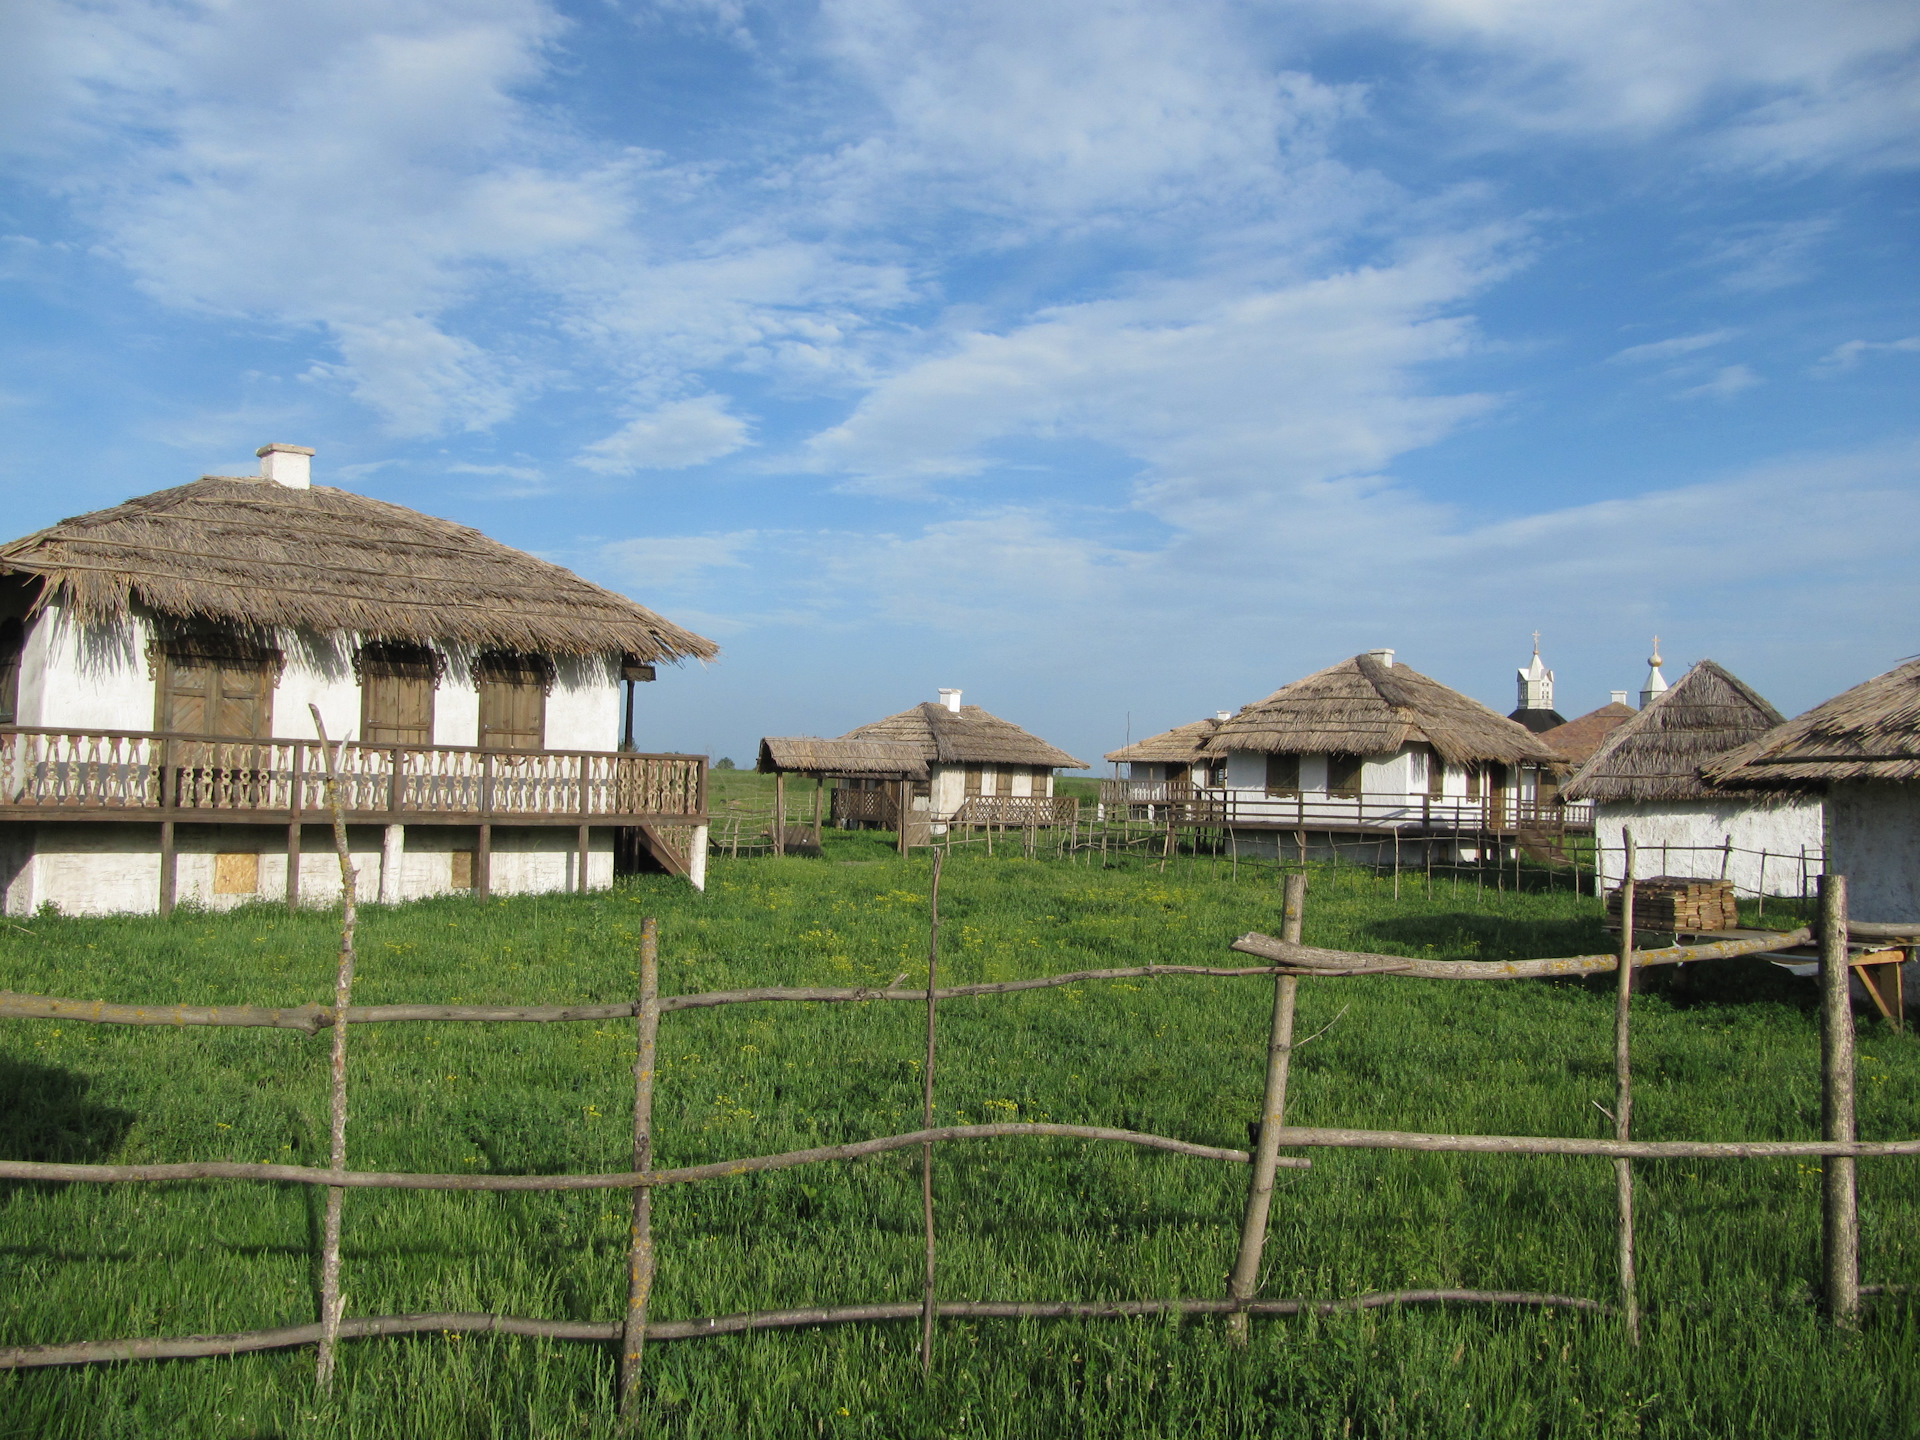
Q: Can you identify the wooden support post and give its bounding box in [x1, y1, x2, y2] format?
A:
[813, 777, 824, 846]
[1615, 828, 1639, 1346]
[898, 781, 910, 857]
[578, 824, 591, 897]
[1820, 874, 1859, 1328]
[476, 823, 491, 904]
[1227, 871, 1306, 1345]
[619, 917, 661, 1417]
[921, 852, 943, 1376]
[774, 773, 786, 856]
[158, 819, 176, 917]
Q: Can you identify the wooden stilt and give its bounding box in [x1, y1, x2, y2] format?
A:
[774, 774, 786, 856]
[577, 824, 591, 896]
[159, 820, 176, 917]
[476, 823, 491, 903]
[287, 821, 302, 914]
[813, 777, 824, 846]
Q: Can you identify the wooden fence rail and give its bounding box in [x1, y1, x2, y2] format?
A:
[0, 843, 1897, 1403]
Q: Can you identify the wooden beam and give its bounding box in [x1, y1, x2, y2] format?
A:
[476, 823, 491, 904]
[578, 824, 591, 896]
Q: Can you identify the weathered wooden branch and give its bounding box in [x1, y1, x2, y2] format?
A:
[1261, 1127, 1920, 1160]
[1231, 927, 1814, 980]
[0, 1123, 1264, 1193]
[1228, 871, 1306, 1345]
[1615, 832, 1640, 1346]
[309, 706, 357, 1393]
[0, 965, 1368, 1037]
[0, 1290, 1611, 1369]
[921, 851, 942, 1376]
[619, 917, 661, 1417]
[1821, 876, 1859, 1328]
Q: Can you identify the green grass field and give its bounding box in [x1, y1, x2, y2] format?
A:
[0, 834, 1915, 1438]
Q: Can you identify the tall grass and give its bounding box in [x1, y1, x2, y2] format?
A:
[0, 836, 1914, 1437]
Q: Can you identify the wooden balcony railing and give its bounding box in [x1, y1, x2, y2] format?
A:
[0, 728, 707, 826]
[1098, 781, 1591, 834]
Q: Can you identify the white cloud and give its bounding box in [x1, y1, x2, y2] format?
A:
[1677, 364, 1763, 400]
[802, 234, 1512, 529]
[1334, 0, 1920, 170]
[576, 396, 753, 473]
[1608, 330, 1739, 364]
[1698, 217, 1834, 292]
[310, 317, 522, 437]
[1816, 336, 1920, 373]
[599, 531, 758, 588]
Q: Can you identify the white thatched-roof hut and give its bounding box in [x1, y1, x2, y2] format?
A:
[1705, 657, 1920, 922]
[1564, 659, 1821, 898]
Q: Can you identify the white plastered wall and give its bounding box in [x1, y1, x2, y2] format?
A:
[20, 599, 155, 730]
[1592, 798, 1824, 898]
[546, 656, 620, 751]
[1826, 782, 1920, 922]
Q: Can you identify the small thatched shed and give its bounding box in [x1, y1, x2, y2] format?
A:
[1704, 657, 1920, 920]
[1104, 715, 1226, 785]
[1564, 659, 1820, 898]
[763, 690, 1085, 834]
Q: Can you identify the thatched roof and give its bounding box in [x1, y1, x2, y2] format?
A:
[1704, 657, 1920, 790]
[1200, 654, 1559, 767]
[1539, 702, 1637, 766]
[839, 703, 1087, 770]
[0, 476, 718, 662]
[756, 737, 929, 779]
[1105, 716, 1223, 764]
[1563, 661, 1784, 803]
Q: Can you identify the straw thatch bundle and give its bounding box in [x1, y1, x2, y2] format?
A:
[1104, 717, 1222, 765]
[756, 737, 930, 779]
[1704, 657, 1920, 790]
[1538, 702, 1636, 766]
[0, 477, 718, 663]
[1563, 661, 1783, 803]
[1200, 654, 1557, 767]
[838, 704, 1086, 770]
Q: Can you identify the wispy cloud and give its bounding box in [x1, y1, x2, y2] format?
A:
[1677, 364, 1763, 400]
[576, 396, 753, 473]
[1608, 329, 1739, 364]
[1815, 335, 1920, 373]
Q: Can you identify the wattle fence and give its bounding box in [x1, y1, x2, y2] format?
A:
[0, 802, 1909, 1408]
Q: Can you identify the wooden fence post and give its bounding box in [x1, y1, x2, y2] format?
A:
[309, 707, 359, 1393]
[921, 851, 943, 1376]
[620, 917, 661, 1416]
[1820, 874, 1859, 1327]
[1615, 828, 1639, 1346]
[1227, 871, 1306, 1345]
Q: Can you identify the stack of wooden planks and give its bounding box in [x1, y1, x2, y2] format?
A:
[1608, 876, 1738, 932]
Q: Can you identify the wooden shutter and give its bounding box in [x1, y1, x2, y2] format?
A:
[964, 768, 982, 796]
[158, 644, 272, 738]
[478, 654, 547, 751]
[1327, 754, 1364, 797]
[0, 618, 21, 724]
[1426, 746, 1446, 798]
[1264, 753, 1299, 797]
[361, 646, 435, 745]
[995, 768, 1014, 797]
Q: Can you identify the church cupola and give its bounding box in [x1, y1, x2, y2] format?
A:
[1641, 638, 1669, 709]
[1507, 632, 1567, 733]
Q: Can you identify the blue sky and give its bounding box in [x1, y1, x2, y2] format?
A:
[3, 0, 1917, 766]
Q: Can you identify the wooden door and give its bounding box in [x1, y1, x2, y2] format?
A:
[361, 647, 435, 745]
[478, 655, 546, 750]
[1485, 762, 1509, 829]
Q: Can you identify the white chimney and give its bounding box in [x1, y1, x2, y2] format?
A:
[1611, 690, 1629, 708]
[1214, 711, 1231, 722]
[1366, 647, 1395, 668]
[938, 688, 962, 713]
[257, 443, 315, 489]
